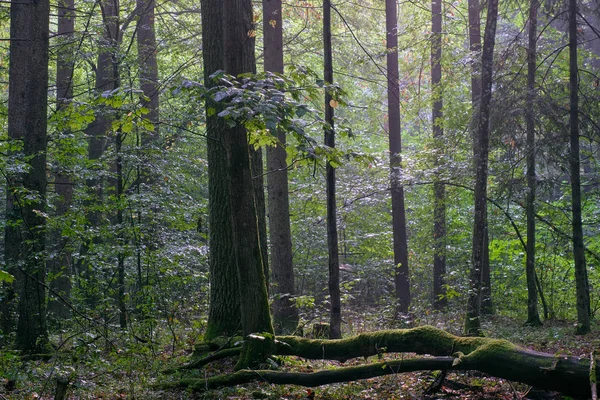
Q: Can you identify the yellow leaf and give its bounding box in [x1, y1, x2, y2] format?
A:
[248, 30, 257, 38]
[329, 99, 339, 108]
[269, 19, 277, 28]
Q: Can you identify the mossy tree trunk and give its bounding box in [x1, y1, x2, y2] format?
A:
[165, 326, 598, 398]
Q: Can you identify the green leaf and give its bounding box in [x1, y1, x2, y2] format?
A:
[0, 270, 14, 284]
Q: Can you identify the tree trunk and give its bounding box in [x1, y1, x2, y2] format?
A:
[48, 0, 76, 322]
[166, 326, 599, 399]
[264, 0, 299, 335]
[525, 0, 542, 327]
[386, 0, 411, 314]
[568, 0, 590, 335]
[5, 0, 51, 352]
[431, 0, 446, 310]
[323, 0, 342, 339]
[136, 0, 159, 143]
[465, 0, 499, 337]
[200, 0, 241, 340]
[222, 0, 274, 368]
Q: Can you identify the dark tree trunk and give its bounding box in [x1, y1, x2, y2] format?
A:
[250, 148, 269, 291]
[323, 0, 342, 339]
[525, 0, 542, 327]
[467, 0, 493, 317]
[431, 0, 446, 310]
[136, 0, 159, 143]
[48, 0, 76, 321]
[5, 0, 51, 352]
[263, 0, 299, 335]
[222, 0, 274, 368]
[386, 0, 410, 314]
[465, 0, 498, 337]
[568, 0, 590, 335]
[200, 0, 241, 340]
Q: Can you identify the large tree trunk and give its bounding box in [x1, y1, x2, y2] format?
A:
[166, 326, 599, 398]
[264, 0, 299, 335]
[525, 0, 542, 327]
[200, 0, 241, 340]
[323, 0, 342, 339]
[5, 0, 51, 352]
[431, 0, 446, 310]
[386, 0, 411, 315]
[465, 0, 499, 337]
[568, 0, 590, 335]
[48, 0, 76, 322]
[222, 0, 274, 369]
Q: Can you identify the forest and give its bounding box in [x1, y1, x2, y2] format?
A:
[0, 0, 599, 398]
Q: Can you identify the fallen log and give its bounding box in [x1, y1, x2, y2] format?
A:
[162, 325, 596, 398]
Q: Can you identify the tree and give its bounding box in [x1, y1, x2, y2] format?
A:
[323, 0, 342, 339]
[48, 0, 76, 321]
[221, 0, 275, 368]
[431, 0, 446, 310]
[201, 0, 241, 340]
[524, 0, 542, 326]
[568, 0, 590, 335]
[136, 0, 159, 143]
[465, 0, 499, 337]
[263, 0, 299, 335]
[386, 0, 410, 314]
[4, 0, 51, 352]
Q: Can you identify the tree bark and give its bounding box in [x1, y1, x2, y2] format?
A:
[465, 0, 499, 337]
[431, 0, 446, 310]
[386, 0, 411, 314]
[166, 326, 599, 398]
[136, 0, 159, 143]
[525, 0, 542, 327]
[48, 0, 76, 322]
[568, 0, 590, 335]
[222, 0, 275, 368]
[200, 0, 241, 340]
[5, 0, 51, 352]
[323, 0, 342, 339]
[264, 0, 299, 335]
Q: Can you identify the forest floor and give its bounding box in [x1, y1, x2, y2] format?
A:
[1, 309, 598, 399]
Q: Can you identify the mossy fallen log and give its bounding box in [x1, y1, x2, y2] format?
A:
[165, 325, 597, 398]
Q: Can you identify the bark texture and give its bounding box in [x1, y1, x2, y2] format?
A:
[525, 0, 542, 327]
[431, 0, 446, 310]
[5, 0, 51, 352]
[386, 0, 411, 314]
[201, 0, 241, 340]
[222, 0, 274, 368]
[264, 0, 299, 335]
[465, 0, 499, 337]
[323, 0, 342, 339]
[568, 0, 590, 335]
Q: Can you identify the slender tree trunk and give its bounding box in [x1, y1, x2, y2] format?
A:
[323, 0, 342, 339]
[465, 0, 499, 337]
[569, 0, 590, 335]
[5, 0, 51, 352]
[48, 0, 76, 321]
[264, 0, 299, 335]
[200, 0, 241, 340]
[467, 0, 493, 316]
[222, 0, 274, 368]
[386, 0, 411, 314]
[431, 0, 446, 310]
[525, 0, 542, 326]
